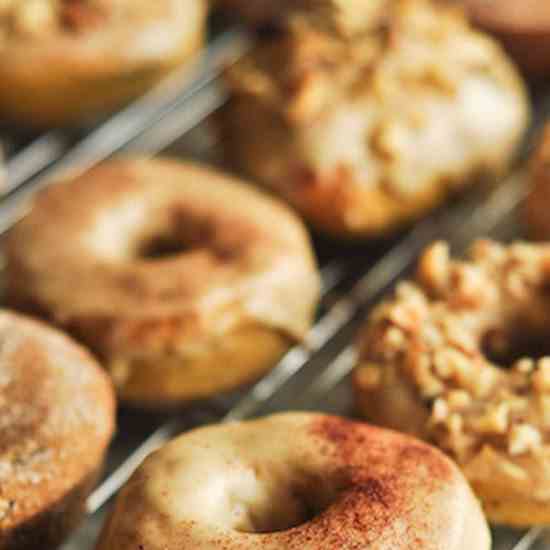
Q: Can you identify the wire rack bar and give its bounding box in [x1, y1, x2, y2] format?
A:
[0, 26, 252, 235]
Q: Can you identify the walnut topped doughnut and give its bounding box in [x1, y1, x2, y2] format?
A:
[0, 309, 115, 550]
[5, 158, 320, 407]
[0, 0, 207, 126]
[354, 240, 550, 526]
[526, 123, 550, 240]
[221, 0, 529, 238]
[96, 413, 490, 550]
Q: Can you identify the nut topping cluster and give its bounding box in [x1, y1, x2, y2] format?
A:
[358, 240, 550, 475]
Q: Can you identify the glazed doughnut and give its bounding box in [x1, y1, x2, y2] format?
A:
[216, 0, 388, 37]
[0, 309, 115, 550]
[5, 158, 320, 407]
[220, 0, 529, 238]
[354, 240, 550, 526]
[464, 0, 550, 77]
[96, 413, 490, 550]
[0, 0, 207, 126]
[526, 124, 550, 240]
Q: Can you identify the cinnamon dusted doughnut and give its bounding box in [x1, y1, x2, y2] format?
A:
[464, 0, 550, 77]
[526, 124, 550, 240]
[0, 0, 207, 127]
[96, 413, 490, 550]
[220, 0, 529, 238]
[354, 240, 550, 526]
[5, 158, 320, 407]
[0, 309, 115, 550]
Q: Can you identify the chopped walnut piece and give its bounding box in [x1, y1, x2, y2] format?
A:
[417, 241, 450, 293]
[431, 398, 449, 423]
[509, 424, 542, 456]
[355, 363, 382, 390]
[471, 403, 509, 435]
[447, 390, 471, 410]
[498, 459, 529, 481]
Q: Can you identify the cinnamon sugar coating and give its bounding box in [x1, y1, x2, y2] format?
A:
[5, 158, 320, 406]
[96, 413, 490, 550]
[354, 240, 550, 526]
[220, 0, 529, 238]
[0, 310, 115, 549]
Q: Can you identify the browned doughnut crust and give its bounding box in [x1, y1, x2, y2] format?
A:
[0, 310, 115, 550]
[96, 413, 490, 550]
[465, 0, 550, 77]
[220, 0, 529, 238]
[354, 240, 550, 526]
[526, 124, 550, 240]
[5, 158, 320, 407]
[0, 0, 207, 127]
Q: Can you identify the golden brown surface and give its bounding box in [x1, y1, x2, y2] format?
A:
[96, 413, 490, 550]
[526, 124, 550, 240]
[0, 0, 207, 126]
[354, 240, 550, 526]
[0, 309, 115, 549]
[5, 158, 320, 407]
[465, 0, 550, 76]
[221, 0, 529, 238]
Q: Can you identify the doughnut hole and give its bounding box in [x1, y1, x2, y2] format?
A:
[227, 467, 347, 534]
[132, 210, 213, 262]
[137, 233, 193, 260]
[482, 323, 550, 368]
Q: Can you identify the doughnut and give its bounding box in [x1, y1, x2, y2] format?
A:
[526, 124, 550, 240]
[215, 0, 388, 37]
[353, 240, 550, 526]
[220, 0, 529, 238]
[0, 309, 115, 550]
[0, 0, 207, 127]
[96, 412, 490, 550]
[464, 0, 550, 77]
[5, 158, 320, 407]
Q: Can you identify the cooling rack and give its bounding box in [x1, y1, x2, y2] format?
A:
[1, 20, 550, 550]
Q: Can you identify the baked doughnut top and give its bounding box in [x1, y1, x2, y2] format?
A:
[0, 310, 115, 534]
[97, 413, 490, 549]
[6, 158, 319, 362]
[222, 0, 528, 237]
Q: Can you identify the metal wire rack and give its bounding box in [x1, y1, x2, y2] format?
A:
[1, 20, 550, 550]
